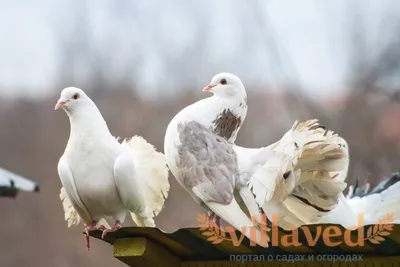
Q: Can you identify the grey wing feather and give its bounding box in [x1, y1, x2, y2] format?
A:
[175, 121, 238, 205]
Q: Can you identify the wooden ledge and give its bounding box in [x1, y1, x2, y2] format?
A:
[89, 225, 400, 267]
[113, 237, 180, 267]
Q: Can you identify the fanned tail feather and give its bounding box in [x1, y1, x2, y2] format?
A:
[262, 119, 349, 226]
[121, 136, 170, 227]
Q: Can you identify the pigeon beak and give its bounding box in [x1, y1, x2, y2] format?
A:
[55, 100, 67, 110]
[203, 85, 215, 92]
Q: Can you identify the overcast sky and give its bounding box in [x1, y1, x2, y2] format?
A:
[0, 0, 399, 99]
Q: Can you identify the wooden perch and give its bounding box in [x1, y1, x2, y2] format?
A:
[113, 237, 180, 267]
[89, 225, 400, 267]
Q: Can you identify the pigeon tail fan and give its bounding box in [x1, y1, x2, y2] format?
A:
[267, 119, 348, 225]
[268, 120, 348, 177]
[121, 136, 170, 227]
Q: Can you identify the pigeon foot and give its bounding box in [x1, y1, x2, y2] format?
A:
[101, 220, 121, 239]
[83, 222, 98, 251]
[208, 214, 221, 228]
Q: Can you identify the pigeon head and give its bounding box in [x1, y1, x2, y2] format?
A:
[55, 87, 93, 113]
[55, 87, 110, 135]
[203, 73, 247, 99]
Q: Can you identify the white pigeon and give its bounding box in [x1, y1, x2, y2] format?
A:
[164, 73, 349, 247]
[0, 167, 39, 197]
[55, 87, 169, 250]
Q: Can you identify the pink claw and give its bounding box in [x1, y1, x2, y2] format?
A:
[101, 221, 121, 239]
[215, 216, 221, 228]
[83, 224, 97, 251]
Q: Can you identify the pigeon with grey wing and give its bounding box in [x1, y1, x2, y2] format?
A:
[165, 74, 269, 246]
[164, 73, 349, 246]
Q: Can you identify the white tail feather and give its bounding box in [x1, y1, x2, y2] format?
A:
[247, 119, 348, 228]
[275, 120, 348, 217]
[121, 136, 170, 227]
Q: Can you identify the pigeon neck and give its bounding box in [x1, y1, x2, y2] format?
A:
[67, 106, 112, 139]
[180, 95, 247, 142]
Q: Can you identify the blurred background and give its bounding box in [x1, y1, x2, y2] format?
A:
[1, 0, 400, 266]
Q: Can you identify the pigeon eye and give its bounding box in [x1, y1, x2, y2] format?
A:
[220, 78, 227, 85]
[72, 93, 80, 100]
